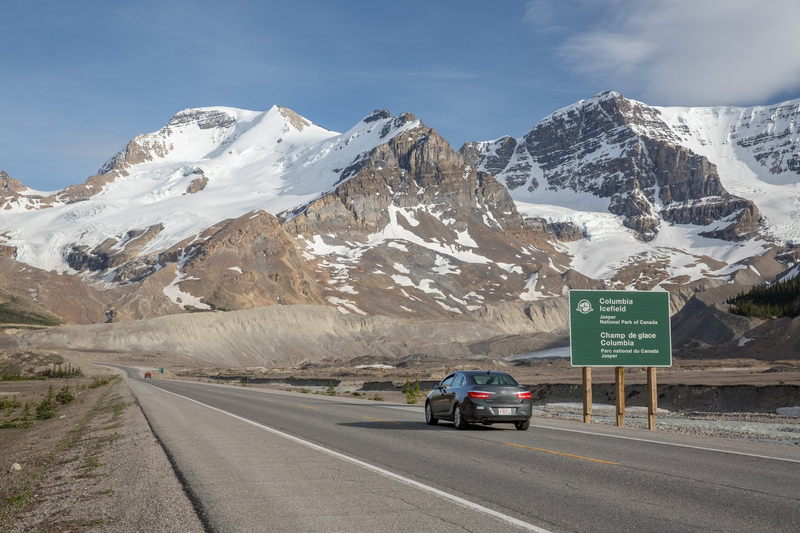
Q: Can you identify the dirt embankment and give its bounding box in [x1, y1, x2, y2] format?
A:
[15, 303, 567, 367]
[528, 383, 800, 413]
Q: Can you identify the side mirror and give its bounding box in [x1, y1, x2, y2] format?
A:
[432, 383, 440, 390]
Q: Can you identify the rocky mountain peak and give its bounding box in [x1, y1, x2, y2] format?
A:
[363, 109, 391, 123]
[1, 171, 57, 212]
[463, 91, 760, 242]
[379, 112, 418, 139]
[276, 106, 314, 132]
[0, 171, 26, 194]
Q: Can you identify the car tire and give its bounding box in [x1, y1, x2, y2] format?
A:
[515, 419, 530, 431]
[453, 405, 469, 430]
[425, 402, 438, 425]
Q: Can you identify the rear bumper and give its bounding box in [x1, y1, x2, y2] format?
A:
[462, 401, 532, 423]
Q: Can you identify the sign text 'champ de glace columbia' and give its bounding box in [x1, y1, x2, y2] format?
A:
[569, 290, 672, 367]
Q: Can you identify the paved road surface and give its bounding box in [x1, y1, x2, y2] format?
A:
[113, 367, 800, 532]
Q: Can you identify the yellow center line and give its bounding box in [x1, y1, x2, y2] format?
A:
[360, 416, 401, 425]
[502, 442, 619, 465]
[297, 404, 319, 410]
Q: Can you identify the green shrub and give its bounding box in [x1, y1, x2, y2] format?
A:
[36, 401, 56, 420]
[56, 385, 75, 404]
[89, 377, 110, 389]
[403, 379, 423, 404]
[0, 395, 21, 410]
[19, 402, 33, 421]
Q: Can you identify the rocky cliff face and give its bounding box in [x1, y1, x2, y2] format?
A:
[287, 114, 522, 235]
[728, 101, 800, 176]
[462, 92, 761, 241]
[277, 114, 570, 318]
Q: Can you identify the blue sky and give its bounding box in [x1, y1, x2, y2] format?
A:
[3, 0, 800, 190]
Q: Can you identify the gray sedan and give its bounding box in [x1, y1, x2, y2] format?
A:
[425, 371, 533, 430]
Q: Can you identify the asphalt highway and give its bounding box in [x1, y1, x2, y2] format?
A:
[114, 367, 800, 532]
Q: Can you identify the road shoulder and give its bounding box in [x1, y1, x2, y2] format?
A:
[1, 377, 204, 532]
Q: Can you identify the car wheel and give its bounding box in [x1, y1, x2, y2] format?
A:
[425, 402, 438, 425]
[453, 405, 469, 430]
[515, 419, 530, 431]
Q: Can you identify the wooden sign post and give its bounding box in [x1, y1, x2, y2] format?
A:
[615, 367, 625, 426]
[647, 366, 657, 430]
[582, 367, 592, 423]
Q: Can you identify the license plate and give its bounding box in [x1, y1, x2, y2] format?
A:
[498, 408, 513, 415]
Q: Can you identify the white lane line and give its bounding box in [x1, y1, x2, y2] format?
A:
[531, 424, 800, 464]
[152, 386, 551, 533]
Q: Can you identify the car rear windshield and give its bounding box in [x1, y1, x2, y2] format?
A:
[471, 374, 518, 386]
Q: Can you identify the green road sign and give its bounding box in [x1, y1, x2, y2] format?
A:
[569, 290, 672, 367]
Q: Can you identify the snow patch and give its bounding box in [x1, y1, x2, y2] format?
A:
[392, 263, 410, 274]
[326, 296, 367, 315]
[738, 337, 752, 347]
[163, 270, 211, 310]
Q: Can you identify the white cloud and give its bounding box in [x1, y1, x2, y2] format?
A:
[526, 0, 800, 105]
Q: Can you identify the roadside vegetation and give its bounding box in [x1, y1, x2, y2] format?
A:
[1, 381, 84, 428]
[0, 351, 82, 380]
[727, 275, 800, 318]
[0, 376, 123, 529]
[402, 379, 423, 404]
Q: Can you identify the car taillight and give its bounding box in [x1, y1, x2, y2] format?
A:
[516, 391, 532, 400]
[467, 391, 493, 400]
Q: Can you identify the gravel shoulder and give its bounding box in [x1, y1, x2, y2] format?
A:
[0, 376, 204, 532]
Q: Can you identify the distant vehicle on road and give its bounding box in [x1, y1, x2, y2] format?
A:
[425, 370, 532, 430]
[144, 372, 152, 379]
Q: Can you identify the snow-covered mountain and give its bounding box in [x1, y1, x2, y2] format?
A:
[0, 106, 565, 322]
[0, 93, 798, 337]
[0, 106, 422, 272]
[463, 91, 800, 286]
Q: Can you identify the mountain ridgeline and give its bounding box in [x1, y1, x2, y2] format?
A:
[1, 91, 800, 362]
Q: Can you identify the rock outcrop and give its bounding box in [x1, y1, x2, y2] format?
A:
[287, 116, 523, 235]
[65, 224, 165, 276]
[0, 171, 57, 210]
[462, 91, 761, 242]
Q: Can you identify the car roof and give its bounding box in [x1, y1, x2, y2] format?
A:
[459, 370, 512, 377]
